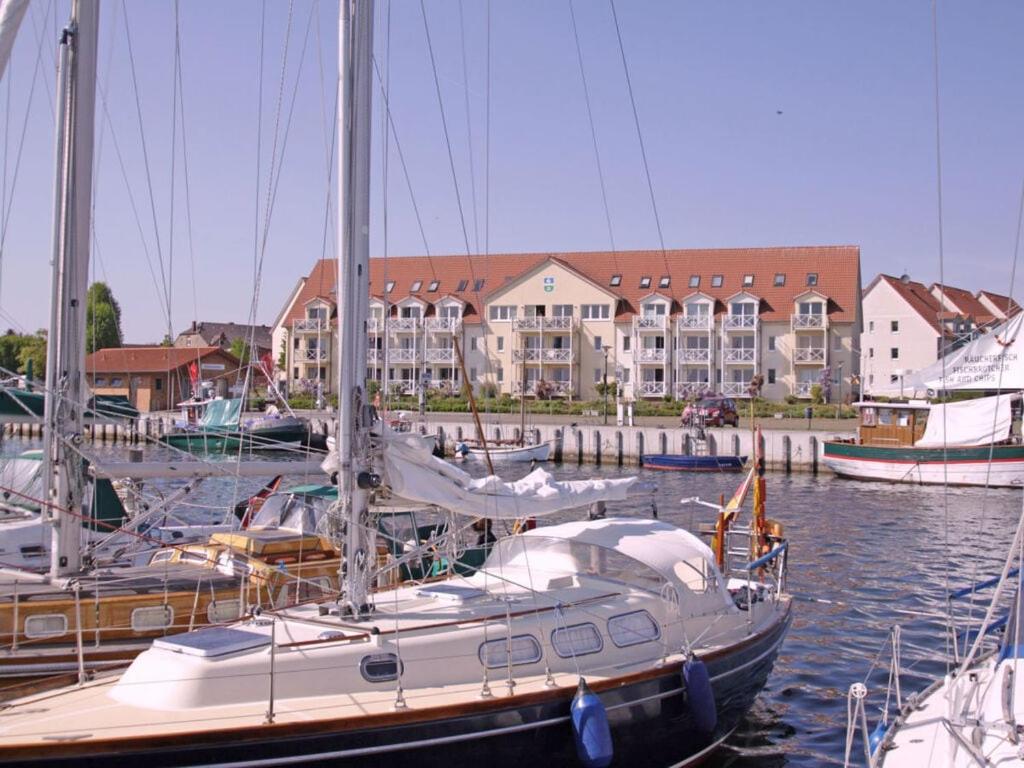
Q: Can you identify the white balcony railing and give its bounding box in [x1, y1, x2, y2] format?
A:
[424, 347, 455, 363]
[724, 314, 757, 330]
[292, 318, 329, 333]
[722, 381, 752, 397]
[299, 348, 328, 362]
[724, 348, 755, 363]
[387, 348, 420, 363]
[674, 381, 711, 399]
[677, 314, 712, 330]
[512, 348, 573, 363]
[636, 348, 667, 363]
[367, 349, 383, 364]
[637, 380, 667, 397]
[512, 316, 573, 332]
[387, 379, 419, 395]
[543, 316, 573, 331]
[794, 347, 826, 363]
[794, 381, 815, 397]
[633, 315, 667, 331]
[792, 313, 826, 329]
[424, 317, 462, 333]
[390, 318, 419, 332]
[678, 348, 711, 363]
[367, 318, 384, 333]
[513, 380, 572, 397]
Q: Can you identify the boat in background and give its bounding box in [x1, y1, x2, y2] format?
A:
[455, 439, 551, 463]
[160, 397, 321, 452]
[643, 453, 746, 471]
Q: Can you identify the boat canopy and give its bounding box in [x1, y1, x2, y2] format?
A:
[915, 393, 1015, 448]
[908, 312, 1024, 392]
[376, 429, 637, 519]
[200, 398, 242, 429]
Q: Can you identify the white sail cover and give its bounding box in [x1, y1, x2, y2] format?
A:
[0, 0, 28, 83]
[907, 313, 1024, 392]
[915, 394, 1014, 448]
[377, 430, 637, 519]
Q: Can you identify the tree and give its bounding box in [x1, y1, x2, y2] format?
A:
[85, 282, 123, 353]
[17, 330, 47, 379]
[230, 338, 252, 365]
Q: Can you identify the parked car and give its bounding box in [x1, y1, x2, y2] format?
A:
[692, 397, 739, 427]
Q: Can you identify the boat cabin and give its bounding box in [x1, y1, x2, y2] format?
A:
[852, 401, 931, 447]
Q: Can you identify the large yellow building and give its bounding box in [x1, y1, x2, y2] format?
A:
[272, 246, 862, 402]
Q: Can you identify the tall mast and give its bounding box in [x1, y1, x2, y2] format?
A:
[337, 0, 374, 613]
[44, 0, 99, 579]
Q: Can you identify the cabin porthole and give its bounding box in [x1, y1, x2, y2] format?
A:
[359, 653, 402, 682]
[607, 610, 660, 648]
[24, 614, 68, 639]
[478, 635, 542, 669]
[551, 623, 603, 658]
[206, 600, 242, 624]
[131, 605, 175, 632]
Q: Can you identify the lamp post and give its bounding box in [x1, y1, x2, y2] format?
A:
[602, 345, 611, 425]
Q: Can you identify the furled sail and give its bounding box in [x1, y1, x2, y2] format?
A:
[907, 312, 1024, 392]
[374, 430, 637, 519]
[914, 393, 1015, 448]
[0, 0, 28, 83]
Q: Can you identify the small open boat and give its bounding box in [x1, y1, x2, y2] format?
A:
[455, 440, 551, 463]
[642, 454, 747, 471]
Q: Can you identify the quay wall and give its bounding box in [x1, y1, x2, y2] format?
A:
[2, 416, 852, 474]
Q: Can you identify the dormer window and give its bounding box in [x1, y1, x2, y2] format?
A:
[411, 280, 422, 292]
[806, 273, 818, 286]
[711, 275, 723, 288]
[473, 278, 485, 291]
[427, 280, 440, 292]
[742, 275, 754, 288]
[688, 275, 699, 288]
[456, 279, 468, 292]
[639, 276, 652, 289]
[610, 274, 622, 287]
[659, 276, 671, 288]
[385, 280, 395, 293]
[773, 274, 785, 287]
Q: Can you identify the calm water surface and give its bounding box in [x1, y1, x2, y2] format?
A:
[4, 438, 1019, 766]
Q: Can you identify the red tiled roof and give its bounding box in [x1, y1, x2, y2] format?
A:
[875, 274, 944, 332]
[282, 246, 861, 326]
[930, 283, 994, 322]
[85, 347, 239, 374]
[978, 290, 1022, 319]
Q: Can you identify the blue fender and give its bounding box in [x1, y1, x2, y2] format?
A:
[869, 720, 887, 754]
[571, 678, 613, 768]
[683, 657, 717, 735]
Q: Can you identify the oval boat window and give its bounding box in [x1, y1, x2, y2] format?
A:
[478, 635, 542, 669]
[607, 610, 661, 648]
[360, 653, 402, 682]
[24, 614, 68, 639]
[551, 623, 603, 658]
[131, 605, 175, 632]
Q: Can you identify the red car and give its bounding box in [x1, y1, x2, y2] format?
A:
[694, 397, 740, 427]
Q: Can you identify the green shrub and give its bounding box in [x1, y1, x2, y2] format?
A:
[810, 384, 824, 405]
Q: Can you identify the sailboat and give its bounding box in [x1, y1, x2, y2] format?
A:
[0, 2, 791, 765]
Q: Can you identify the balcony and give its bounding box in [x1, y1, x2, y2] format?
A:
[424, 317, 461, 333]
[724, 314, 757, 330]
[424, 348, 455, 363]
[390, 318, 419, 333]
[637, 380, 667, 397]
[292, 318, 330, 333]
[794, 381, 815, 397]
[635, 348, 667, 363]
[633, 315, 667, 331]
[513, 380, 573, 397]
[512, 348, 573, 363]
[792, 313, 826, 329]
[722, 381, 752, 397]
[678, 348, 711, 364]
[299, 348, 328, 362]
[367, 318, 384, 333]
[367, 349, 383, 364]
[674, 381, 711, 399]
[677, 314, 712, 330]
[512, 316, 573, 332]
[794, 347, 826, 364]
[724, 348, 755, 363]
[387, 379, 418, 395]
[387, 348, 420, 363]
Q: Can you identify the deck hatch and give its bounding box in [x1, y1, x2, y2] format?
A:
[153, 627, 270, 658]
[416, 584, 487, 603]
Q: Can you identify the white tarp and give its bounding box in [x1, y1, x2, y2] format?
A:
[0, 0, 29, 83]
[907, 313, 1024, 392]
[915, 394, 1014, 448]
[378, 430, 637, 519]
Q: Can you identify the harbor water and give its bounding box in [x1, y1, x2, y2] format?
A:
[2, 437, 1019, 766]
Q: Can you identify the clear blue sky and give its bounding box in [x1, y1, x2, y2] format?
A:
[2, 0, 1023, 343]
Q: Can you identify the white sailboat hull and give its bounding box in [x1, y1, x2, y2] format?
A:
[458, 441, 552, 463]
[821, 453, 1024, 487]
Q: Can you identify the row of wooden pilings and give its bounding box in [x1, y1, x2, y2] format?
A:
[2, 417, 175, 445]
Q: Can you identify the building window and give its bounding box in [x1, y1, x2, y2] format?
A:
[470, 337, 477, 352]
[774, 273, 785, 287]
[869, 347, 874, 358]
[639, 276, 652, 289]
[767, 336, 775, 351]
[623, 336, 631, 351]
[869, 374, 874, 385]
[594, 336, 602, 351]
[456, 279, 468, 292]
[610, 274, 622, 287]
[891, 347, 899, 359]
[621, 369, 630, 383]
[110, 377, 123, 387]
[869, 320, 874, 332]
[767, 369, 776, 384]
[155, 378, 163, 391]
[497, 367, 504, 382]
[474, 278, 485, 291]
[385, 280, 395, 293]
[95, 377, 107, 386]
[470, 367, 477, 381]
[659, 276, 671, 288]
[594, 368, 601, 383]
[553, 304, 573, 317]
[581, 304, 610, 320]
[427, 280, 439, 292]
[688, 275, 699, 288]
[833, 334, 842, 350]
[489, 305, 516, 321]
[806, 273, 818, 286]
[293, 367, 299, 379]
[711, 274, 723, 288]
[890, 374, 898, 384]
[411, 280, 422, 292]
[891, 320, 899, 333]
[742, 274, 754, 288]
[497, 337, 504, 352]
